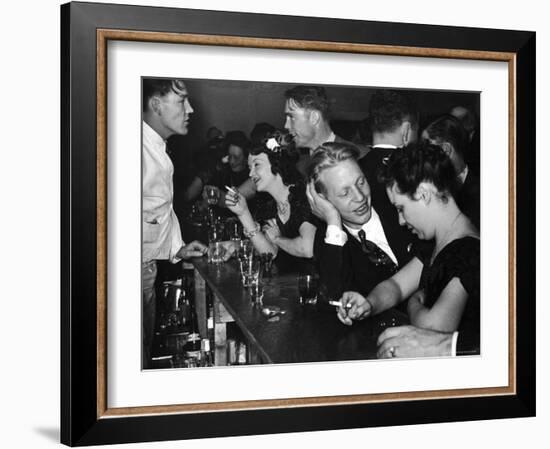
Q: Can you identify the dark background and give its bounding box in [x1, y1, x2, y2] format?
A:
[176, 78, 479, 152]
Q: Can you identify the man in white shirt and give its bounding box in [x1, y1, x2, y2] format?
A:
[306, 142, 414, 303]
[142, 78, 207, 369]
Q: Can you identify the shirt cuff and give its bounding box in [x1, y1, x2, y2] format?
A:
[324, 225, 348, 246]
[170, 241, 186, 264]
[451, 331, 459, 357]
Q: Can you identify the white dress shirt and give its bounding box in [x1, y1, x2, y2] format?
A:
[325, 208, 398, 265]
[457, 165, 469, 184]
[142, 121, 184, 263]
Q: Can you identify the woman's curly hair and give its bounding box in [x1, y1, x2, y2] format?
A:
[379, 142, 460, 202]
[250, 129, 301, 186]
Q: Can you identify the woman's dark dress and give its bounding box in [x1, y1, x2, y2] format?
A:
[253, 182, 316, 274]
[416, 236, 480, 337]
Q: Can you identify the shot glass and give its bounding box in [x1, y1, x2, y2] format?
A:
[298, 274, 319, 306]
[248, 282, 265, 306]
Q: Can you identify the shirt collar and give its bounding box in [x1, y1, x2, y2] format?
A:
[458, 165, 469, 184]
[326, 131, 336, 143]
[143, 120, 166, 150]
[343, 207, 382, 240]
[371, 144, 399, 149]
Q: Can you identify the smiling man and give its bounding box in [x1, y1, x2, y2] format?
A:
[306, 142, 414, 300]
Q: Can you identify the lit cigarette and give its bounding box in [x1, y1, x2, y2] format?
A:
[225, 185, 237, 194]
[328, 300, 352, 309]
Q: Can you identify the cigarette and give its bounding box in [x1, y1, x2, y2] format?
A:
[225, 185, 237, 194]
[328, 300, 352, 309]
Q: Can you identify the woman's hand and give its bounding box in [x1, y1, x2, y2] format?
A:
[306, 181, 341, 226]
[262, 218, 281, 244]
[337, 291, 373, 325]
[224, 188, 249, 217]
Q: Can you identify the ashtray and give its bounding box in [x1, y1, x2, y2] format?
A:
[261, 306, 286, 318]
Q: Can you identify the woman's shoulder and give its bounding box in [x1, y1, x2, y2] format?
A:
[445, 236, 480, 255]
[438, 236, 480, 276]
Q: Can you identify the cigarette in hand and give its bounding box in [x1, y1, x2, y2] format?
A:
[328, 300, 352, 309]
[225, 185, 237, 195]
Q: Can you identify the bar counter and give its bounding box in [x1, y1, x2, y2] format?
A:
[192, 257, 408, 365]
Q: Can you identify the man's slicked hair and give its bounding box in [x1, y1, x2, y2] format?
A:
[142, 78, 186, 112]
[368, 89, 418, 134]
[285, 85, 330, 121]
[306, 142, 359, 194]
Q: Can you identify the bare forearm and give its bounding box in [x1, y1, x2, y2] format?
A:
[368, 279, 404, 315]
[237, 212, 277, 255]
[182, 177, 203, 202]
[275, 236, 313, 258]
[407, 297, 430, 326]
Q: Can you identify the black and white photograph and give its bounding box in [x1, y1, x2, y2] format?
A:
[54, 1, 539, 446]
[142, 78, 481, 370]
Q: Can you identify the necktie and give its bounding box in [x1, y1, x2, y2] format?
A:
[357, 229, 397, 272]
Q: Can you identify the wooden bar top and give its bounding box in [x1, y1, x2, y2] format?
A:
[192, 257, 408, 364]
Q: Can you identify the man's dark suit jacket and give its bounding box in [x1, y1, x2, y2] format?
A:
[456, 330, 480, 356]
[333, 134, 371, 160]
[314, 205, 414, 301]
[456, 168, 480, 230]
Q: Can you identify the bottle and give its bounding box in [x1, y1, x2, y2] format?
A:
[207, 308, 215, 365]
[185, 332, 201, 361]
[200, 339, 213, 367]
[177, 286, 190, 328]
[237, 342, 247, 365]
[184, 290, 201, 362]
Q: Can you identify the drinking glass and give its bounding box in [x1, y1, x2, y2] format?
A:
[204, 185, 220, 206]
[248, 282, 265, 306]
[240, 256, 261, 287]
[298, 274, 319, 305]
[208, 241, 227, 264]
[259, 253, 274, 278]
[238, 239, 254, 261]
[226, 218, 241, 242]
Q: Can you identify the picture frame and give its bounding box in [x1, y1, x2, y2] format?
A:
[60, 1, 536, 446]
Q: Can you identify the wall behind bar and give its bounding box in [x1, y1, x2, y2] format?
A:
[180, 78, 479, 151]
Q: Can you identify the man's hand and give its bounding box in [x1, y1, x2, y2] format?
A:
[306, 181, 341, 226]
[337, 291, 373, 325]
[176, 240, 208, 260]
[376, 325, 453, 359]
[218, 240, 237, 262]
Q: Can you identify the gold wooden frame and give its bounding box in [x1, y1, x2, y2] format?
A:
[95, 29, 517, 419]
